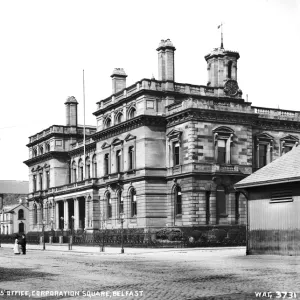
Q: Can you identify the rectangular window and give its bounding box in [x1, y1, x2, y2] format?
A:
[173, 143, 180, 166]
[216, 188, 226, 216]
[116, 150, 121, 173]
[259, 144, 267, 168]
[284, 146, 293, 154]
[217, 140, 226, 164]
[39, 173, 43, 190]
[104, 154, 109, 175]
[46, 171, 50, 189]
[128, 147, 134, 170]
[271, 189, 293, 203]
[33, 175, 37, 192]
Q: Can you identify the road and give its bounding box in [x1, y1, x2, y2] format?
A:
[0, 246, 299, 300]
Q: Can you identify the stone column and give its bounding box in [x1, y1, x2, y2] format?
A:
[209, 191, 217, 225]
[55, 201, 59, 230]
[64, 200, 69, 230]
[85, 196, 89, 229]
[74, 198, 79, 230]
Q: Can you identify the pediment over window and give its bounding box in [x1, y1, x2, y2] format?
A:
[256, 132, 274, 142]
[167, 129, 182, 140]
[212, 126, 234, 135]
[124, 134, 136, 142]
[111, 138, 123, 146]
[280, 134, 299, 143]
[101, 142, 111, 149]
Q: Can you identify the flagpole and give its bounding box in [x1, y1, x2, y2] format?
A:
[83, 69, 86, 180]
[221, 22, 224, 48]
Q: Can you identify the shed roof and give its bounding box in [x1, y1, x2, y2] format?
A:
[235, 145, 300, 189]
[0, 181, 29, 194]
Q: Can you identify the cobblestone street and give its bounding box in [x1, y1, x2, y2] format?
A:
[0, 247, 300, 300]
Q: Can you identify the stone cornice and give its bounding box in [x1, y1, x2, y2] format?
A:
[68, 141, 97, 156]
[92, 115, 166, 142]
[23, 151, 70, 167]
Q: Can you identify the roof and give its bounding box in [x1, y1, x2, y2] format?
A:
[0, 181, 29, 194]
[2, 203, 29, 213]
[235, 145, 300, 189]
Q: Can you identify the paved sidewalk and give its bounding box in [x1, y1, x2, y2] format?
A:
[0, 243, 246, 255]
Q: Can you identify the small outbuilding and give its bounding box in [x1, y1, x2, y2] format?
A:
[235, 145, 300, 255]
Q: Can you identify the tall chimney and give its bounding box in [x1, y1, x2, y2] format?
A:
[157, 39, 176, 81]
[65, 96, 78, 126]
[111, 68, 127, 94]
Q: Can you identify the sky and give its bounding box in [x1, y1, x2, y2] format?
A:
[0, 0, 299, 181]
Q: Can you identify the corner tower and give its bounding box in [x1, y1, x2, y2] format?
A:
[205, 47, 242, 97]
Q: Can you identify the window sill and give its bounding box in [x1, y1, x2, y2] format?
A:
[219, 214, 228, 218]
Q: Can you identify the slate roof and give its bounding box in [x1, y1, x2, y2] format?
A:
[0, 181, 29, 194]
[235, 145, 300, 189]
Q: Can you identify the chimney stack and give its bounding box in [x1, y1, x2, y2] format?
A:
[65, 96, 78, 126]
[157, 39, 176, 82]
[111, 68, 127, 94]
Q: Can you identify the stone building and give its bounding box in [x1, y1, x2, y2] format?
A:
[24, 40, 300, 235]
[0, 180, 29, 234]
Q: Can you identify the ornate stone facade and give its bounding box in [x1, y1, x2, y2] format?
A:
[24, 40, 300, 234]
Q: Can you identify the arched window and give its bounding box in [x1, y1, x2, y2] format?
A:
[85, 157, 91, 179]
[44, 202, 48, 224]
[118, 191, 124, 217]
[39, 146, 44, 155]
[128, 146, 134, 170]
[46, 143, 50, 152]
[130, 189, 137, 217]
[46, 170, 50, 189]
[39, 173, 43, 190]
[18, 209, 24, 220]
[33, 175, 37, 192]
[33, 203, 37, 225]
[72, 161, 77, 182]
[174, 186, 182, 216]
[116, 113, 123, 124]
[228, 61, 232, 79]
[106, 193, 112, 219]
[105, 117, 112, 129]
[78, 159, 84, 181]
[33, 148, 37, 157]
[128, 107, 136, 119]
[92, 154, 97, 178]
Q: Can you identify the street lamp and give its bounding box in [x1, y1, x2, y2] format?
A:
[119, 213, 125, 254]
[42, 220, 46, 250]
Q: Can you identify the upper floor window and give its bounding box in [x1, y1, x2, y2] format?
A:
[213, 126, 234, 165]
[46, 170, 50, 189]
[128, 146, 134, 170]
[78, 159, 84, 181]
[104, 117, 112, 129]
[46, 143, 50, 152]
[39, 173, 43, 190]
[116, 150, 122, 173]
[174, 186, 182, 216]
[281, 135, 299, 155]
[227, 61, 233, 79]
[33, 175, 37, 192]
[128, 107, 136, 119]
[130, 189, 137, 217]
[116, 112, 123, 124]
[167, 129, 182, 167]
[33, 148, 37, 157]
[72, 161, 77, 182]
[39, 146, 44, 155]
[86, 157, 91, 179]
[256, 132, 274, 168]
[104, 153, 110, 175]
[18, 209, 24, 220]
[92, 154, 97, 178]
